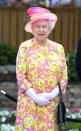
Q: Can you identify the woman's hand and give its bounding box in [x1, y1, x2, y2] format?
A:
[25, 88, 50, 106]
[35, 96, 50, 106]
[38, 87, 59, 101]
[38, 93, 53, 101]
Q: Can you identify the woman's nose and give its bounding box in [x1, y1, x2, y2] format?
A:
[40, 27, 43, 31]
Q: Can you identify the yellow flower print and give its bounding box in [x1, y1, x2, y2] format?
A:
[43, 107, 48, 114]
[45, 70, 53, 76]
[49, 51, 58, 60]
[38, 113, 43, 119]
[24, 116, 34, 128]
[29, 54, 35, 60]
[20, 48, 26, 57]
[15, 124, 23, 131]
[29, 60, 38, 68]
[27, 82, 32, 88]
[23, 79, 27, 84]
[50, 62, 59, 71]
[63, 69, 68, 78]
[37, 106, 44, 114]
[21, 98, 27, 107]
[36, 52, 45, 63]
[51, 102, 55, 109]
[21, 84, 24, 89]
[22, 41, 31, 48]
[25, 42, 31, 48]
[19, 63, 26, 73]
[42, 74, 46, 79]
[58, 45, 64, 55]
[29, 101, 35, 113]
[48, 122, 51, 127]
[46, 87, 52, 92]
[43, 115, 47, 119]
[34, 119, 38, 128]
[23, 79, 32, 87]
[48, 129, 54, 131]
[29, 70, 38, 79]
[48, 76, 57, 87]
[49, 114, 54, 121]
[44, 51, 48, 56]
[18, 109, 25, 117]
[36, 78, 45, 90]
[51, 101, 58, 110]
[39, 122, 47, 129]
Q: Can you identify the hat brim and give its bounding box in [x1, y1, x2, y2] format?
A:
[25, 13, 57, 33]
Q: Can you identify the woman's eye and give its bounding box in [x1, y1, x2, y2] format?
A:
[43, 26, 47, 28]
[36, 26, 40, 28]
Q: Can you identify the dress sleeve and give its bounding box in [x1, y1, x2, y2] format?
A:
[16, 43, 32, 93]
[59, 45, 68, 95]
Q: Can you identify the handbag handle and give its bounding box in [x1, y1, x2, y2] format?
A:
[58, 84, 63, 102]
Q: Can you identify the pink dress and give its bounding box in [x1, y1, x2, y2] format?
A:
[15, 39, 68, 131]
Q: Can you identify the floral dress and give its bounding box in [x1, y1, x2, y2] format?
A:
[15, 39, 68, 131]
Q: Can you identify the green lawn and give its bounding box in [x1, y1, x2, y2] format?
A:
[64, 122, 81, 130]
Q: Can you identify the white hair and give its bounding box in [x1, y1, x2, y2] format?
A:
[48, 21, 56, 32]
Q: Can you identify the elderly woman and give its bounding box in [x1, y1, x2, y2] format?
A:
[15, 7, 68, 130]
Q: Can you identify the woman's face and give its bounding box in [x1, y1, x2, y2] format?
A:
[32, 19, 50, 41]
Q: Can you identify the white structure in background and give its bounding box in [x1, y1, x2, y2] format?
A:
[45, 0, 50, 7]
[74, 0, 81, 6]
[50, 0, 72, 6]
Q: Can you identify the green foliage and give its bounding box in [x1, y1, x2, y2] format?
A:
[64, 122, 81, 130]
[0, 43, 18, 65]
[66, 51, 79, 81]
[58, 122, 81, 130]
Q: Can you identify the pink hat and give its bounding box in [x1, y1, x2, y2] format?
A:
[25, 7, 57, 33]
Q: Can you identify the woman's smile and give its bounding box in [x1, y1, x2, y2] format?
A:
[38, 34, 45, 36]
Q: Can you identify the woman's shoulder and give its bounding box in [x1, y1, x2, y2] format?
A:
[49, 40, 64, 52]
[19, 39, 33, 49]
